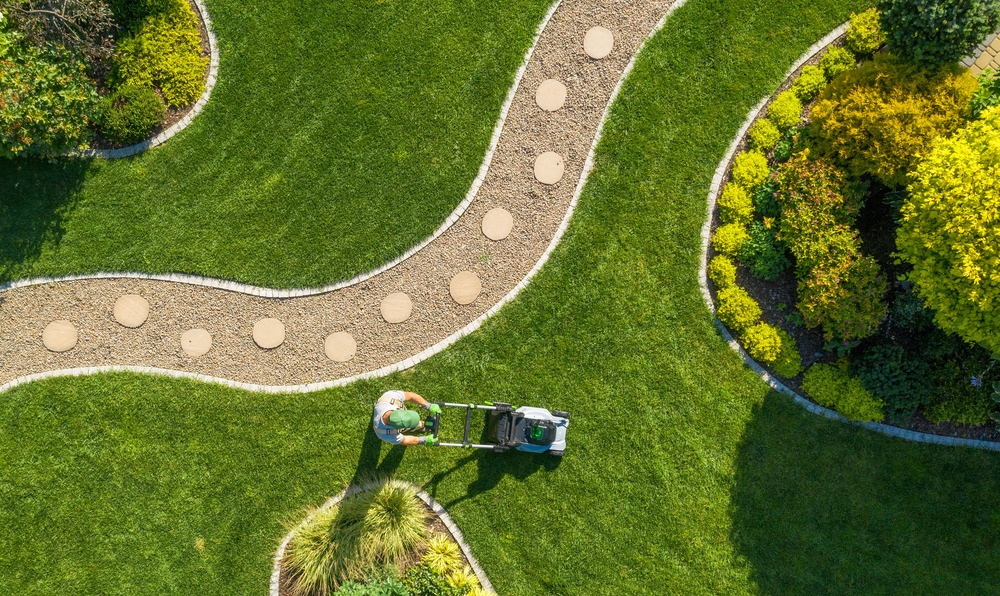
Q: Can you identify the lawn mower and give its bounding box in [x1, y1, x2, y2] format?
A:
[425, 401, 569, 456]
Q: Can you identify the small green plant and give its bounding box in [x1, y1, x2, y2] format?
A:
[742, 322, 783, 363]
[751, 178, 781, 217]
[771, 329, 803, 377]
[820, 46, 855, 80]
[718, 184, 754, 225]
[731, 150, 770, 188]
[771, 127, 799, 163]
[739, 221, 789, 281]
[337, 573, 409, 596]
[791, 65, 827, 101]
[844, 8, 886, 56]
[926, 362, 991, 425]
[712, 223, 749, 257]
[851, 344, 932, 421]
[100, 85, 166, 144]
[748, 118, 781, 150]
[421, 534, 463, 575]
[708, 255, 738, 289]
[717, 286, 762, 332]
[803, 361, 885, 422]
[403, 562, 465, 596]
[767, 91, 803, 130]
[970, 69, 1000, 119]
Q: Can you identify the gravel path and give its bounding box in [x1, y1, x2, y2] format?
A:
[0, 0, 674, 389]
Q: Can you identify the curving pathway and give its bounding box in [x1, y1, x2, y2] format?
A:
[0, 0, 675, 392]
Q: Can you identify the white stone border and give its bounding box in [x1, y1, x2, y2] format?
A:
[0, 0, 690, 396]
[269, 481, 494, 596]
[6, 0, 563, 297]
[66, 0, 220, 159]
[698, 23, 1000, 453]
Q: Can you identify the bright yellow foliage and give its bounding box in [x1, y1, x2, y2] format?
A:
[897, 105, 1000, 355]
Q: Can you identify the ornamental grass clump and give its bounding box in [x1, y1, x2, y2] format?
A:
[284, 479, 428, 594]
[421, 534, 462, 575]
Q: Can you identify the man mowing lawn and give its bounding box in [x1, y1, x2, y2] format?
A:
[373, 390, 441, 446]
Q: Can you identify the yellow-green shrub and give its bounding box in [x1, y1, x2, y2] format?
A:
[845, 8, 886, 56]
[791, 65, 828, 101]
[742, 322, 782, 363]
[112, 0, 207, 107]
[897, 105, 1000, 356]
[821, 46, 855, 81]
[712, 223, 749, 257]
[798, 255, 888, 341]
[446, 567, 479, 591]
[808, 53, 977, 187]
[731, 150, 770, 188]
[718, 184, 753, 224]
[709, 255, 738, 289]
[748, 118, 781, 150]
[802, 361, 884, 422]
[421, 534, 463, 575]
[772, 328, 803, 377]
[767, 91, 803, 130]
[717, 286, 761, 332]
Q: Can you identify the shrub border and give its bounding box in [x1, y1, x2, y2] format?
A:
[67, 0, 221, 159]
[269, 480, 494, 596]
[698, 22, 1000, 453]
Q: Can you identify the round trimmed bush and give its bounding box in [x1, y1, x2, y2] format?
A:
[717, 286, 762, 332]
[709, 255, 738, 289]
[718, 184, 754, 225]
[821, 46, 856, 81]
[803, 361, 884, 422]
[845, 8, 886, 56]
[748, 118, 781, 150]
[742, 322, 782, 362]
[731, 150, 770, 188]
[100, 85, 166, 144]
[712, 223, 750, 257]
[791, 65, 828, 101]
[772, 329, 803, 377]
[767, 91, 803, 130]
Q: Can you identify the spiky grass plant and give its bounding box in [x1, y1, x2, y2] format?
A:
[421, 533, 463, 575]
[284, 480, 428, 595]
[446, 566, 479, 591]
[465, 587, 497, 596]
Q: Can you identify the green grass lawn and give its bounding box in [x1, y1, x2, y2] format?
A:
[5, 0, 1000, 594]
[0, 0, 552, 288]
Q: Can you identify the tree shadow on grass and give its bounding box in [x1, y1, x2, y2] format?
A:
[729, 391, 1000, 595]
[0, 158, 90, 283]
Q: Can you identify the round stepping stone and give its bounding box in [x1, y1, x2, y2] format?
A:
[535, 79, 567, 111]
[450, 271, 482, 305]
[381, 292, 412, 324]
[253, 318, 285, 349]
[325, 331, 357, 362]
[181, 328, 212, 357]
[42, 320, 78, 353]
[482, 207, 514, 241]
[113, 294, 149, 328]
[584, 26, 614, 59]
[534, 151, 565, 185]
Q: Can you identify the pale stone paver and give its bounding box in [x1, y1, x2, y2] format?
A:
[482, 208, 514, 241]
[113, 294, 150, 328]
[324, 332, 357, 362]
[253, 318, 285, 349]
[449, 271, 482, 305]
[380, 292, 413, 324]
[533, 151, 565, 184]
[181, 328, 212, 357]
[536, 79, 568, 111]
[584, 26, 614, 59]
[42, 320, 78, 352]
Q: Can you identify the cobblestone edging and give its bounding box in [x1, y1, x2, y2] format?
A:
[698, 23, 1000, 453]
[269, 481, 494, 596]
[8, 1, 562, 298]
[65, 0, 220, 159]
[962, 30, 1000, 75]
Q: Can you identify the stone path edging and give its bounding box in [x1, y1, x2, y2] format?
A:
[698, 23, 1000, 453]
[64, 0, 220, 160]
[269, 481, 493, 596]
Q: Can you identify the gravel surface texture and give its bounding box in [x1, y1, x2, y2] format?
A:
[0, 0, 673, 388]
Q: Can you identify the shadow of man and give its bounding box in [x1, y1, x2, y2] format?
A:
[349, 426, 406, 488]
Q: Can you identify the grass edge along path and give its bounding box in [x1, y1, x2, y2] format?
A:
[5, 0, 1000, 594]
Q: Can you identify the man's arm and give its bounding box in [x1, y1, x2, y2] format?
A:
[402, 391, 429, 408]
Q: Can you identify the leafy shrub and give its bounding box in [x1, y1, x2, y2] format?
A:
[717, 286, 762, 332]
[0, 29, 98, 157]
[421, 534, 462, 575]
[739, 221, 789, 281]
[878, 0, 1000, 67]
[107, 0, 177, 30]
[712, 223, 749, 257]
[767, 91, 803, 130]
[821, 46, 856, 80]
[807, 53, 977, 187]
[708, 255, 738, 289]
[748, 118, 781, 150]
[851, 344, 932, 420]
[100, 85, 166, 144]
[791, 65, 827, 101]
[751, 178, 781, 217]
[112, 0, 207, 107]
[284, 480, 428, 593]
[845, 8, 887, 56]
[403, 562, 465, 596]
[889, 285, 933, 331]
[771, 329, 803, 377]
[742, 322, 782, 363]
[798, 255, 888, 341]
[731, 150, 770, 188]
[337, 574, 409, 596]
[896, 106, 1000, 355]
[771, 127, 800, 164]
[970, 69, 1000, 119]
[718, 184, 754, 225]
[802, 361, 884, 422]
[0, 0, 116, 63]
[925, 364, 991, 425]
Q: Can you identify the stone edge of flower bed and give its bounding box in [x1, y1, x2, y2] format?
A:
[697, 22, 1000, 454]
[269, 481, 495, 596]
